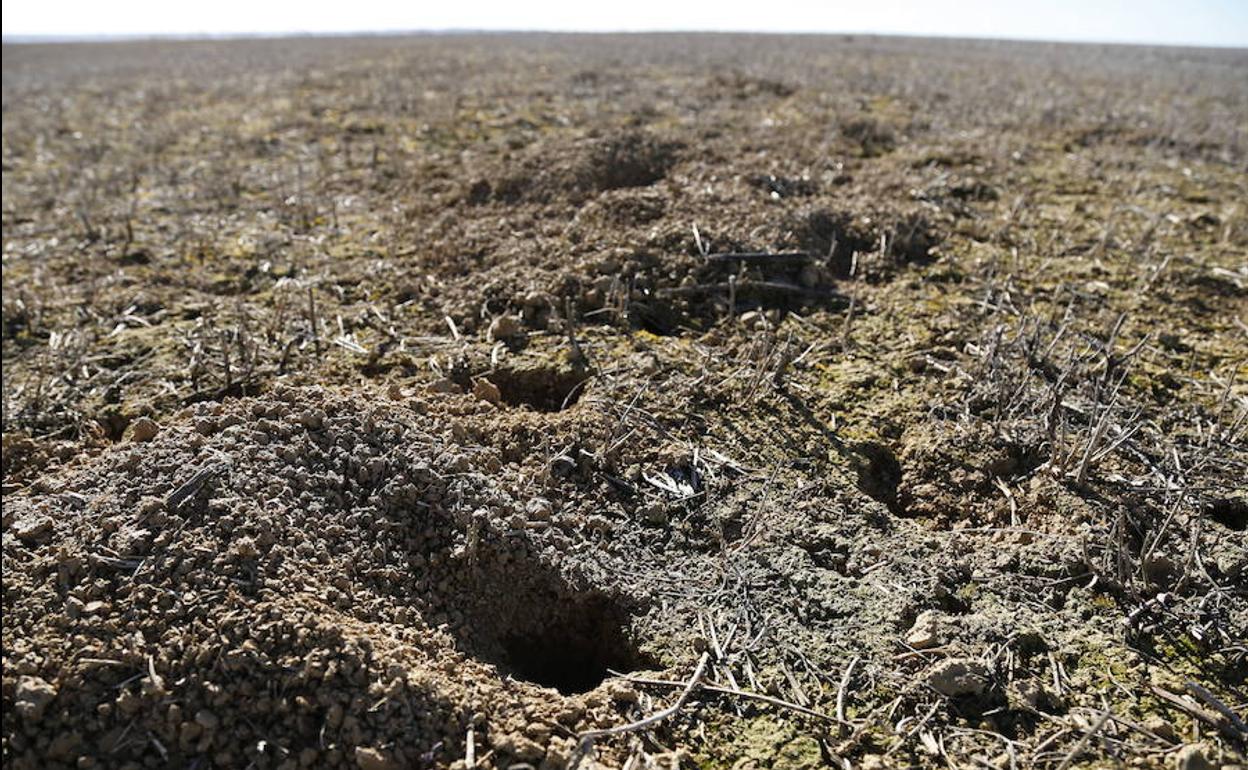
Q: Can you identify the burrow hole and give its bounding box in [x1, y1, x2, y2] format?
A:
[487, 365, 590, 412]
[434, 541, 651, 694]
[1207, 498, 1247, 532]
[851, 441, 905, 515]
[498, 594, 647, 694]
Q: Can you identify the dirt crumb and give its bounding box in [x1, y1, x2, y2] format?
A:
[926, 658, 990, 697]
[14, 676, 57, 722]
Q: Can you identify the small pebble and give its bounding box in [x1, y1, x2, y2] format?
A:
[355, 747, 397, 770]
[128, 417, 160, 442]
[15, 676, 58, 721]
[13, 515, 54, 544]
[473, 379, 502, 404]
[428, 378, 462, 395]
[926, 658, 990, 697]
[488, 315, 522, 342]
[905, 610, 942, 650]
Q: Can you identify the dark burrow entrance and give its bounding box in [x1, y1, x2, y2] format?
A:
[426, 536, 652, 694]
[487, 363, 591, 412]
[498, 594, 647, 694]
[1207, 497, 1247, 531]
[851, 441, 905, 515]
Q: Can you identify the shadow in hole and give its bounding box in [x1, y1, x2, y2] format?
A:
[487, 365, 591, 413]
[1207, 497, 1247, 531]
[424, 536, 653, 694]
[850, 440, 906, 516]
[499, 594, 644, 694]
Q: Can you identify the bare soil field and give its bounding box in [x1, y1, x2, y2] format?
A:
[2, 33, 1247, 770]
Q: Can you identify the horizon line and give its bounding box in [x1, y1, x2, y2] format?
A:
[3, 28, 1246, 51]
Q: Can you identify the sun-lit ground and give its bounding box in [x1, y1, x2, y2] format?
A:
[3, 34, 1246, 769]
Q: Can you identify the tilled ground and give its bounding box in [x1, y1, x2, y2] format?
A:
[3, 34, 1247, 770]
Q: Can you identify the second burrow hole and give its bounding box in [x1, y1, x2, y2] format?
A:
[483, 364, 591, 412]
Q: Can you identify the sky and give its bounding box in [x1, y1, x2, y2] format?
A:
[3, 0, 1247, 48]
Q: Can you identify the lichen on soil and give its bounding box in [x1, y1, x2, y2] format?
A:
[3, 33, 1247, 770]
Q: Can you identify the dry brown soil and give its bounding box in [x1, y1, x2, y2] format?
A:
[3, 33, 1247, 770]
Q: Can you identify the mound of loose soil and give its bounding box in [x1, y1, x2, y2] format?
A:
[4, 385, 655, 768]
[472, 131, 684, 205]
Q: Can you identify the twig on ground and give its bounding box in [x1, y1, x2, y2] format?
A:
[1056, 709, 1112, 770]
[164, 461, 229, 509]
[618, 673, 845, 724]
[564, 297, 587, 365]
[1150, 685, 1233, 737]
[307, 287, 320, 355]
[575, 653, 710, 760]
[836, 657, 859, 724]
[1182, 682, 1248, 740]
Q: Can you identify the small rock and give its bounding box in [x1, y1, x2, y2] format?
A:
[1143, 553, 1176, 583]
[1174, 744, 1216, 770]
[65, 596, 85, 619]
[905, 610, 942, 649]
[524, 721, 553, 743]
[15, 676, 57, 721]
[604, 680, 640, 705]
[427, 378, 462, 395]
[540, 737, 574, 770]
[495, 733, 545, 762]
[860, 755, 887, 770]
[326, 703, 344, 728]
[926, 658, 990, 697]
[1, 500, 22, 529]
[116, 688, 142, 715]
[13, 515, 54, 544]
[298, 409, 325, 430]
[1006, 678, 1047, 712]
[1143, 715, 1177, 743]
[522, 291, 549, 314]
[473, 379, 502, 404]
[46, 731, 80, 761]
[82, 600, 108, 615]
[526, 498, 552, 520]
[488, 315, 522, 342]
[555, 703, 584, 725]
[179, 720, 202, 741]
[1216, 552, 1246, 578]
[738, 310, 764, 328]
[640, 504, 668, 526]
[128, 417, 160, 442]
[548, 454, 577, 479]
[354, 746, 397, 770]
[232, 537, 260, 559]
[585, 515, 614, 534]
